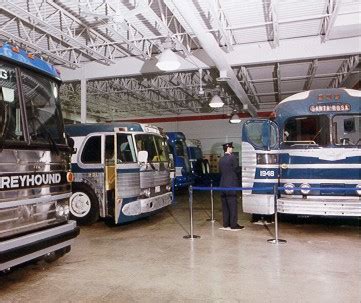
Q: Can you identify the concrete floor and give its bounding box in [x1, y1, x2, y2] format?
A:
[1, 192, 360, 303]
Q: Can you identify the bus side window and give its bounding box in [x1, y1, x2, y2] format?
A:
[120, 142, 133, 162]
[81, 136, 101, 164]
[117, 134, 136, 163]
[105, 135, 114, 164]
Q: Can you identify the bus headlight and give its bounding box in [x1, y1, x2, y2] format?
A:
[141, 188, 151, 198]
[63, 205, 70, 215]
[257, 154, 278, 164]
[284, 183, 294, 195]
[300, 183, 311, 195]
[356, 185, 361, 196]
[56, 205, 64, 216]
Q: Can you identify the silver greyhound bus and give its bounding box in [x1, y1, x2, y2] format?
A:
[0, 43, 79, 271]
[65, 123, 173, 225]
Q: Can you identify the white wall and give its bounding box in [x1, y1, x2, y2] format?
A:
[156, 118, 244, 156]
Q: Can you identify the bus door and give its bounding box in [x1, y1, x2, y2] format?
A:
[104, 134, 115, 218]
[113, 131, 141, 224]
[241, 119, 279, 214]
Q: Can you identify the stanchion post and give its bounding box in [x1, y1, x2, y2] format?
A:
[267, 184, 287, 245]
[184, 185, 200, 240]
[207, 180, 216, 222]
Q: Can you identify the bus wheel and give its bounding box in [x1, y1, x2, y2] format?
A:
[44, 246, 71, 263]
[69, 184, 99, 225]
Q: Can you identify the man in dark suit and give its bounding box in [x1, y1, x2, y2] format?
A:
[219, 142, 244, 230]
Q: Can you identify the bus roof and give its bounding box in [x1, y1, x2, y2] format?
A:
[0, 43, 60, 80]
[274, 88, 361, 123]
[65, 122, 161, 137]
[278, 88, 361, 105]
[166, 132, 186, 141]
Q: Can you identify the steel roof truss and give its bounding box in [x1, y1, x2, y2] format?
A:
[322, 0, 341, 42]
[303, 59, 319, 90]
[2, 1, 114, 64]
[236, 66, 261, 109]
[81, 0, 153, 59]
[329, 55, 359, 88]
[207, 0, 234, 52]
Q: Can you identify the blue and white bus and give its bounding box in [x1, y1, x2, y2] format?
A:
[186, 139, 211, 186]
[66, 123, 173, 225]
[166, 132, 193, 189]
[242, 88, 361, 217]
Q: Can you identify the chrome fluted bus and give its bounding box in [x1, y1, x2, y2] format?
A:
[0, 43, 79, 272]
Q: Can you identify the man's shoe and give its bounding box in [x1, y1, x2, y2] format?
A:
[219, 227, 231, 230]
[231, 224, 244, 230]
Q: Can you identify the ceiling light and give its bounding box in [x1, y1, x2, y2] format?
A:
[229, 112, 241, 124]
[209, 94, 224, 108]
[156, 48, 181, 71]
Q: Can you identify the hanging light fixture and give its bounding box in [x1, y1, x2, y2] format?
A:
[209, 94, 224, 108]
[156, 39, 181, 71]
[229, 111, 241, 124]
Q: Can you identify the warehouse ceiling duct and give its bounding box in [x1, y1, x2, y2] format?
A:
[165, 0, 257, 117]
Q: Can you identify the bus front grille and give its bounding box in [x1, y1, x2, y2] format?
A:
[0, 200, 66, 240]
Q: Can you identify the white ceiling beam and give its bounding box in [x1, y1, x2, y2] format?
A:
[58, 35, 361, 82]
[270, 0, 279, 47]
[207, 0, 234, 52]
[164, 0, 257, 116]
[322, 0, 341, 42]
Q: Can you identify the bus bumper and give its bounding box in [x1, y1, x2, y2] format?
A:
[242, 193, 275, 215]
[278, 197, 361, 216]
[0, 220, 80, 271]
[122, 192, 173, 216]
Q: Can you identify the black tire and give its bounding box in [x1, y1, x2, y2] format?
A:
[69, 183, 99, 225]
[44, 246, 71, 263]
[251, 214, 273, 223]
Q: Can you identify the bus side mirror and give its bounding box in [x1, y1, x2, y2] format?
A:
[2, 87, 14, 103]
[66, 134, 76, 154]
[138, 150, 148, 164]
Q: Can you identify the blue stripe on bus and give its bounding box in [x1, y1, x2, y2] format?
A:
[279, 168, 360, 180]
[279, 154, 361, 164]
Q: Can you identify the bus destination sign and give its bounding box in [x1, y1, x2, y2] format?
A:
[309, 103, 351, 113]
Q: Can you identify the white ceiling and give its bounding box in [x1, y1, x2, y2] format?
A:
[0, 0, 360, 121]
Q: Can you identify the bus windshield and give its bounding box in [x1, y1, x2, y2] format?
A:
[0, 62, 22, 141]
[332, 114, 361, 146]
[283, 115, 330, 147]
[0, 60, 65, 145]
[22, 69, 65, 145]
[174, 139, 188, 157]
[135, 134, 170, 162]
